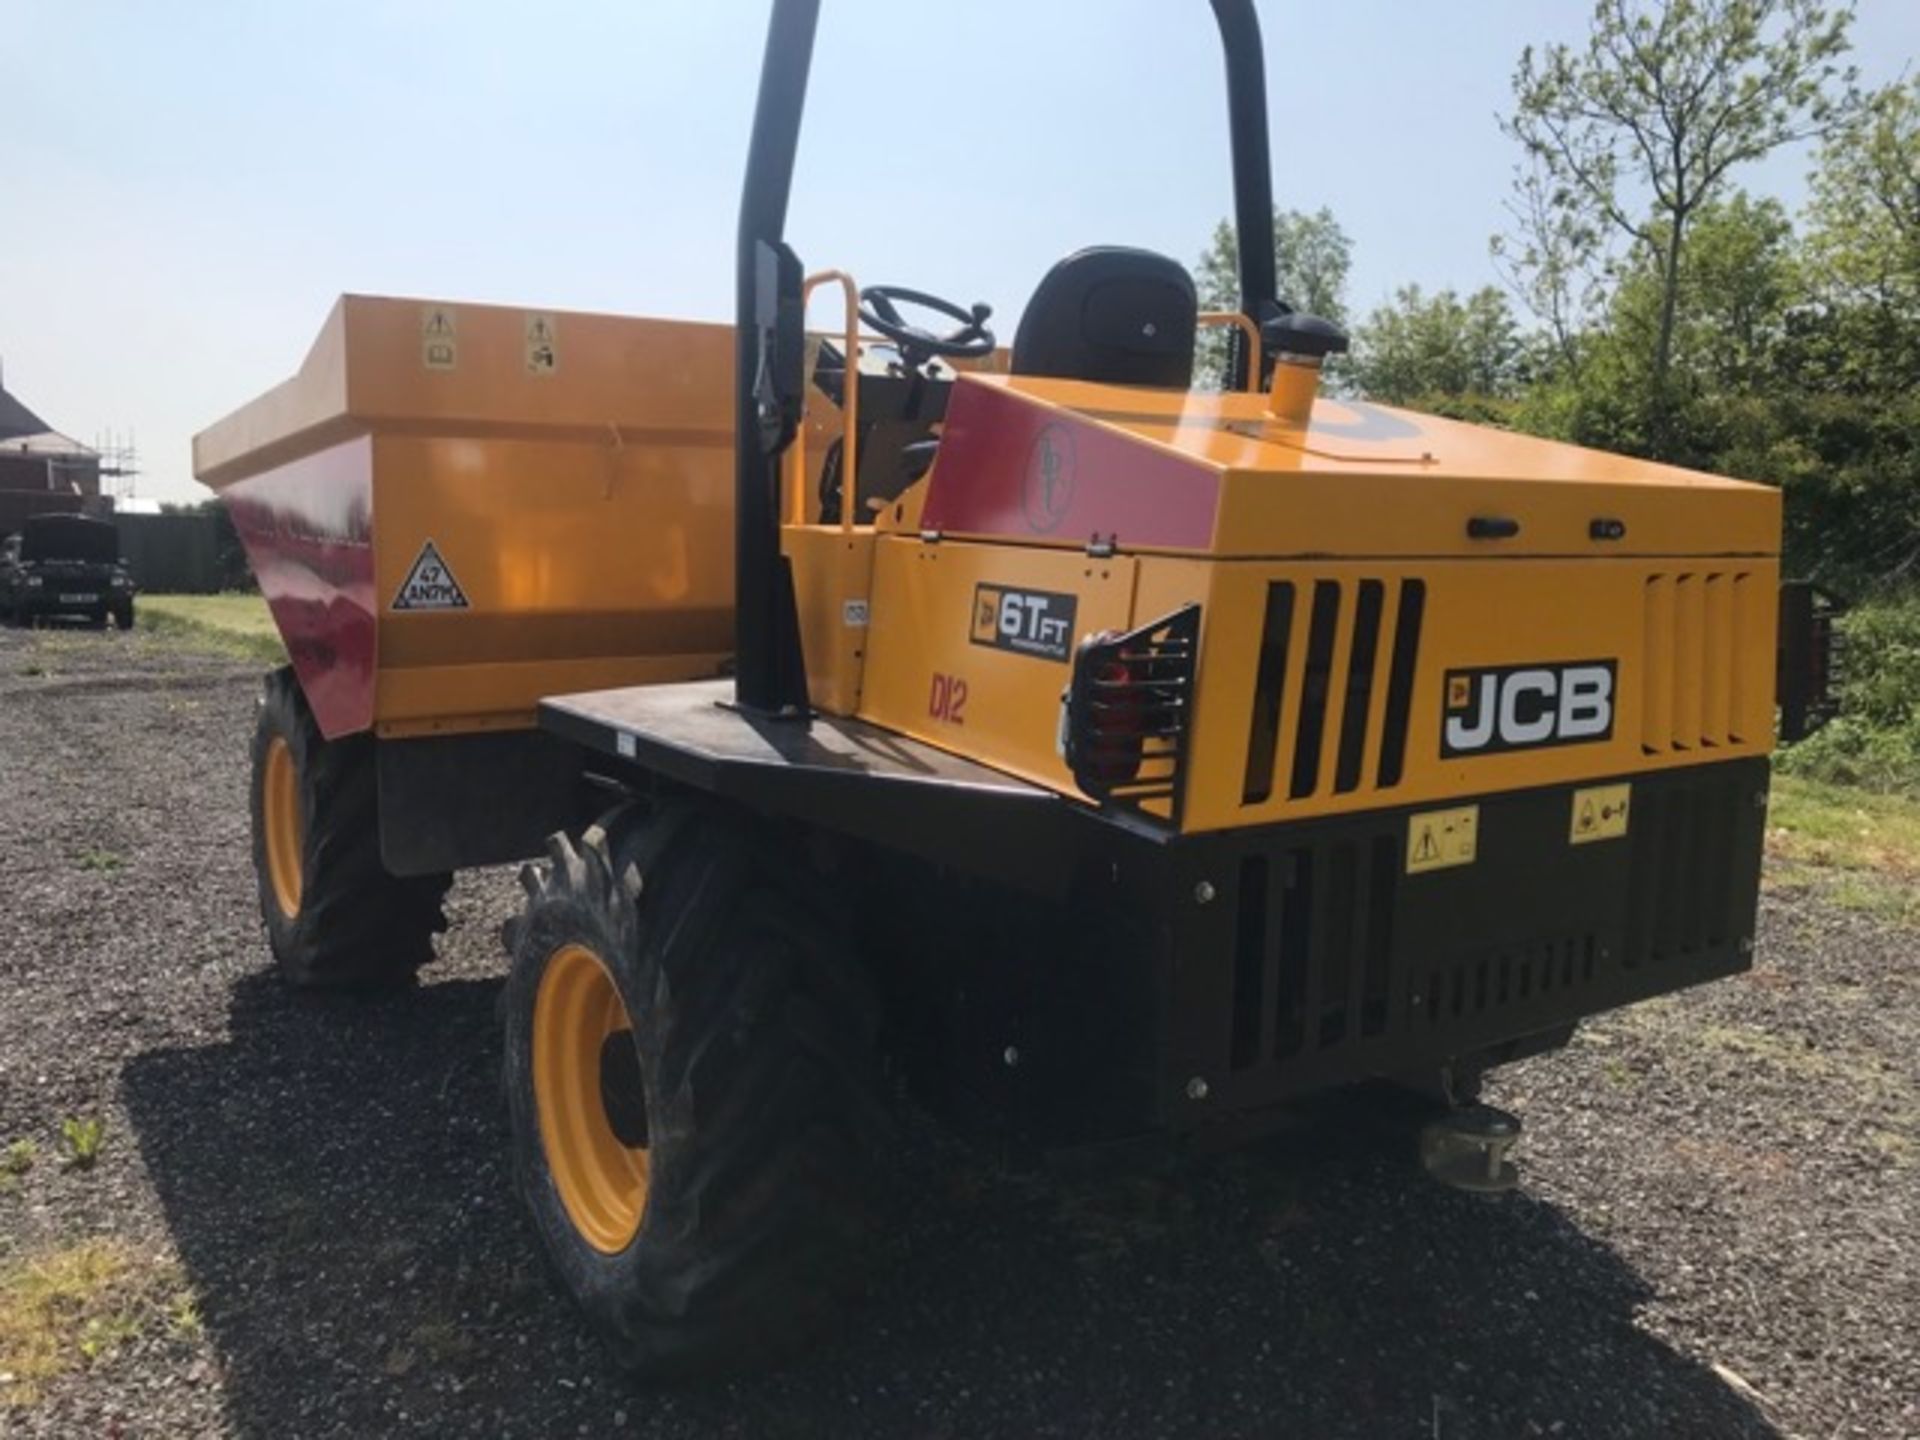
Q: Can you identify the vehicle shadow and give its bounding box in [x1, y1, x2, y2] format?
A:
[122, 972, 1777, 1440]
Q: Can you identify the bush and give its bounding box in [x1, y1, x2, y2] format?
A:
[1778, 714, 1920, 793]
[1777, 591, 1920, 793]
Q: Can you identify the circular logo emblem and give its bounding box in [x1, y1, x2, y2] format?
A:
[1022, 424, 1076, 534]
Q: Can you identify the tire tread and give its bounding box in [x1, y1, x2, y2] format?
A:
[250, 667, 451, 987]
[503, 798, 883, 1376]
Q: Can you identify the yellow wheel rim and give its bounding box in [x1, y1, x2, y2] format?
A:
[262, 735, 304, 919]
[533, 943, 650, 1254]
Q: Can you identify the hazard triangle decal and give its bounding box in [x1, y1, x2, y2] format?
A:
[392, 539, 470, 611]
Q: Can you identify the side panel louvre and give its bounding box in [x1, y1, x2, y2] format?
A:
[1288, 583, 1342, 799]
[1703, 573, 1732, 747]
[1240, 583, 1296, 804]
[1672, 574, 1703, 751]
[1333, 580, 1385, 794]
[1642, 571, 1753, 754]
[1642, 574, 1675, 753]
[1241, 575, 1424, 811]
[1375, 579, 1424, 789]
[1729, 573, 1750, 742]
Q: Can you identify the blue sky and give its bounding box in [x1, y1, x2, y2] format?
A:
[4, 0, 1915, 501]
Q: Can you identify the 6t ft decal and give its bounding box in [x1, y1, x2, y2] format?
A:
[970, 584, 1077, 662]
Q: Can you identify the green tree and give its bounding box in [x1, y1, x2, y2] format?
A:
[1193, 207, 1352, 387]
[1350, 285, 1527, 412]
[1499, 0, 1857, 429]
[1490, 156, 1611, 379]
[1763, 83, 1920, 585]
[1640, 192, 1799, 393]
[1533, 185, 1920, 588]
[1512, 192, 1800, 460]
[1805, 80, 1920, 313]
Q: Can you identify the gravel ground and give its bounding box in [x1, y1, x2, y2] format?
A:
[0, 623, 1915, 1440]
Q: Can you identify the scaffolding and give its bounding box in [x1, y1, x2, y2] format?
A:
[92, 428, 140, 499]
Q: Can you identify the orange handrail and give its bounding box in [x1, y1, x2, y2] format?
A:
[1197, 310, 1263, 393]
[789, 270, 863, 530]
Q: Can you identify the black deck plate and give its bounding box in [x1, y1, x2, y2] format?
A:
[540, 680, 1047, 797]
[539, 681, 1083, 889]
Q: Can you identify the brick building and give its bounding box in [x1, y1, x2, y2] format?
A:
[0, 363, 109, 534]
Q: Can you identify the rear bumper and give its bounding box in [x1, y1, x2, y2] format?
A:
[875, 757, 1768, 1149]
[10, 592, 123, 620]
[1160, 756, 1767, 1121]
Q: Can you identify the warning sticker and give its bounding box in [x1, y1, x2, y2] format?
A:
[1570, 783, 1631, 845]
[392, 540, 470, 611]
[524, 312, 557, 376]
[1407, 804, 1479, 875]
[421, 306, 458, 371]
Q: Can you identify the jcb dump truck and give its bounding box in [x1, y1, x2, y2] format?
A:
[194, 0, 1828, 1376]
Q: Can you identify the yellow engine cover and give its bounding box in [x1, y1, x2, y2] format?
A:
[852, 374, 1781, 833]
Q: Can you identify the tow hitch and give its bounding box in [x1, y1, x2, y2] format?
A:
[1420, 1104, 1522, 1193]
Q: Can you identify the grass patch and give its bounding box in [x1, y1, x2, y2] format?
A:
[1692, 1020, 1898, 1098]
[138, 593, 283, 664]
[1694, 1021, 1835, 1078]
[1767, 774, 1920, 926]
[0, 1141, 35, 1198]
[383, 1313, 477, 1377]
[166, 1292, 203, 1341]
[58, 1117, 104, 1171]
[1769, 774, 1920, 872]
[0, 1240, 177, 1407]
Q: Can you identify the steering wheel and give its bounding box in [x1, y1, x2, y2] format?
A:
[858, 285, 996, 366]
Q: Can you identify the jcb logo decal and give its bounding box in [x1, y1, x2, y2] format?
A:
[971, 584, 1077, 662]
[1442, 660, 1616, 757]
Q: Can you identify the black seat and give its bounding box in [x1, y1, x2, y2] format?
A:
[1011, 247, 1198, 389]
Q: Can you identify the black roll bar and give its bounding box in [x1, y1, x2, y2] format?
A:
[733, 0, 822, 715]
[1209, 0, 1279, 322]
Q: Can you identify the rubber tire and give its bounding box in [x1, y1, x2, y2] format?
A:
[248, 666, 451, 987]
[502, 800, 885, 1377]
[112, 601, 134, 631]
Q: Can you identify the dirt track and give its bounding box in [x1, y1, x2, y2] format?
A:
[1, 624, 1915, 1439]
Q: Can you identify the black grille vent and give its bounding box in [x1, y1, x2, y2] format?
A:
[1200, 762, 1763, 1108]
[1241, 577, 1425, 808]
[1624, 772, 1744, 966]
[1418, 937, 1598, 1028]
[1227, 836, 1399, 1072]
